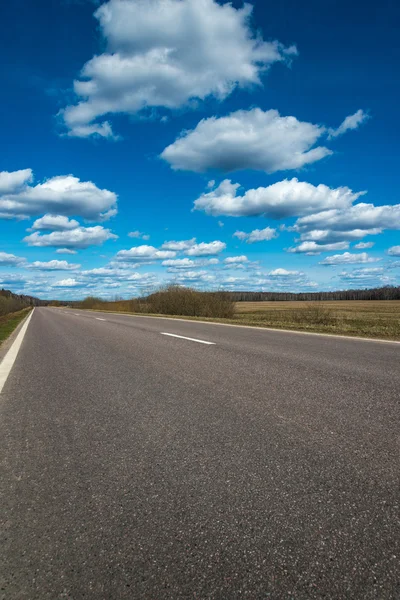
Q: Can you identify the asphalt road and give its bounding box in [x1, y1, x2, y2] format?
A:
[1, 307, 399, 599]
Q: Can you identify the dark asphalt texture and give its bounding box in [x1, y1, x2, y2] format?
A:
[1, 307, 399, 599]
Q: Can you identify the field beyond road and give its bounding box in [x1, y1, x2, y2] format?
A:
[74, 296, 400, 341]
[235, 300, 400, 339]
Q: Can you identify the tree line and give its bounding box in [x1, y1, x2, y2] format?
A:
[0, 289, 47, 317]
[224, 286, 400, 302]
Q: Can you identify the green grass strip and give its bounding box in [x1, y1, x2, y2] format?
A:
[0, 309, 31, 346]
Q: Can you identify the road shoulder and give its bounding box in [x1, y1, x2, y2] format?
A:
[0, 309, 33, 364]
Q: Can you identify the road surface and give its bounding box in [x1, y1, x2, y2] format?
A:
[1, 307, 399, 599]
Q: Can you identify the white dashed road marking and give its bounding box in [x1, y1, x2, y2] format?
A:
[161, 333, 215, 345]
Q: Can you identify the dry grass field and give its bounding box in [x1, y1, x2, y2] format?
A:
[235, 300, 400, 339]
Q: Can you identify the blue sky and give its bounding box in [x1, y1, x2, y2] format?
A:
[1, 0, 399, 299]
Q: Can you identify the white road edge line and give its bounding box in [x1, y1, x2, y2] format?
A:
[0, 309, 35, 395]
[161, 332, 215, 345]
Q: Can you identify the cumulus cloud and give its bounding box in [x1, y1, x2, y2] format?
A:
[295, 203, 400, 233]
[81, 267, 152, 282]
[162, 108, 331, 173]
[0, 170, 117, 221]
[195, 178, 361, 219]
[31, 214, 80, 231]
[161, 238, 196, 251]
[23, 226, 117, 248]
[128, 230, 150, 240]
[354, 241, 375, 249]
[116, 245, 176, 261]
[388, 246, 400, 256]
[328, 109, 369, 139]
[269, 268, 302, 277]
[28, 260, 81, 271]
[185, 241, 226, 256]
[224, 256, 248, 264]
[339, 268, 385, 282]
[0, 252, 26, 266]
[162, 258, 195, 269]
[52, 278, 82, 288]
[233, 227, 278, 243]
[298, 229, 381, 244]
[288, 241, 349, 254]
[319, 252, 380, 266]
[162, 258, 220, 271]
[0, 273, 28, 285]
[173, 270, 216, 283]
[61, 0, 297, 137]
[56, 248, 78, 255]
[0, 169, 32, 195]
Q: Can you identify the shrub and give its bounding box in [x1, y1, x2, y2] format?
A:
[77, 286, 235, 319]
[78, 296, 105, 310]
[146, 285, 235, 318]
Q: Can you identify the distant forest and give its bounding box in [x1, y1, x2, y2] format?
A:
[0, 289, 47, 316]
[2, 285, 400, 307]
[225, 286, 400, 302]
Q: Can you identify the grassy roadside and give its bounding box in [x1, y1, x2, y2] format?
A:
[71, 300, 400, 341]
[0, 308, 31, 346]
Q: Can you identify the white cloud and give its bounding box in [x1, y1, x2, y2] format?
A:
[269, 268, 302, 277]
[299, 229, 381, 244]
[354, 241, 375, 249]
[28, 260, 81, 271]
[339, 267, 385, 282]
[233, 227, 278, 243]
[31, 214, 80, 231]
[162, 108, 331, 173]
[66, 121, 118, 140]
[0, 169, 32, 195]
[82, 267, 124, 278]
[161, 238, 196, 251]
[81, 267, 152, 282]
[387, 261, 400, 270]
[116, 245, 176, 261]
[224, 256, 248, 264]
[288, 241, 349, 254]
[56, 248, 78, 255]
[128, 230, 150, 240]
[0, 273, 28, 285]
[328, 109, 369, 139]
[162, 257, 220, 271]
[162, 258, 195, 268]
[319, 252, 381, 266]
[173, 270, 216, 283]
[0, 252, 26, 266]
[23, 226, 117, 248]
[185, 241, 226, 256]
[0, 171, 117, 221]
[194, 178, 362, 218]
[51, 278, 82, 288]
[61, 0, 296, 137]
[388, 246, 400, 256]
[295, 203, 400, 233]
